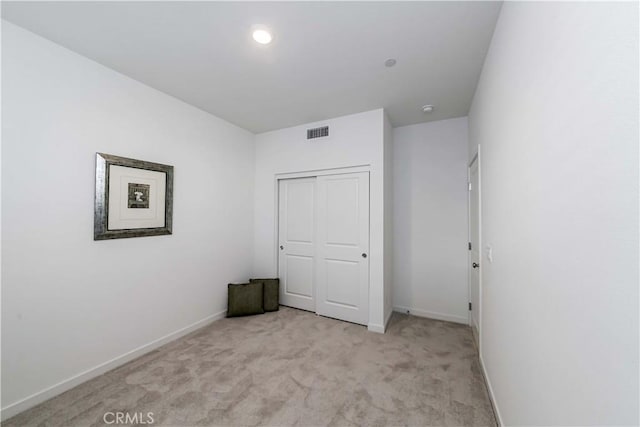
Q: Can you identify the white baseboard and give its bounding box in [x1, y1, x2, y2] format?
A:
[479, 353, 503, 426]
[393, 305, 468, 325]
[367, 322, 385, 333]
[368, 308, 394, 334]
[384, 309, 393, 329]
[0, 310, 227, 421]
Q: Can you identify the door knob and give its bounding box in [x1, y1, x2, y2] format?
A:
[472, 262, 479, 268]
[362, 253, 367, 258]
[280, 245, 284, 250]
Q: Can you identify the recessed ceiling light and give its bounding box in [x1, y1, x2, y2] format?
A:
[384, 58, 397, 67]
[252, 29, 272, 45]
[422, 105, 434, 113]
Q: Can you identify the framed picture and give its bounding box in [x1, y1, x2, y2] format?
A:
[94, 153, 173, 240]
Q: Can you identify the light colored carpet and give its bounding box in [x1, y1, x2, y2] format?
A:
[5, 307, 496, 426]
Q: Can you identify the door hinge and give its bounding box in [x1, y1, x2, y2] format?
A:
[468, 302, 472, 311]
[468, 242, 472, 250]
[468, 182, 472, 191]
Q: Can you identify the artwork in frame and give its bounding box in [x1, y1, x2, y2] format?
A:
[94, 153, 174, 240]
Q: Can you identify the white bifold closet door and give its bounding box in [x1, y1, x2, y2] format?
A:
[278, 172, 370, 325]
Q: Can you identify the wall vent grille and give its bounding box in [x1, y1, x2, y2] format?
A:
[307, 126, 329, 140]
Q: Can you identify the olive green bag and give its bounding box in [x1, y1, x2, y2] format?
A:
[227, 282, 265, 317]
[250, 278, 280, 312]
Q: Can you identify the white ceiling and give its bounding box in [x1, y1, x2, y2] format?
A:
[2, 1, 502, 133]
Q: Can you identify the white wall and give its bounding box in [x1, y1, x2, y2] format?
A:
[383, 112, 393, 326]
[253, 109, 389, 331]
[468, 2, 639, 425]
[1, 21, 255, 418]
[392, 117, 469, 324]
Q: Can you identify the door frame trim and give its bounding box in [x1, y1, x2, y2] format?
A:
[276, 164, 370, 180]
[467, 145, 482, 353]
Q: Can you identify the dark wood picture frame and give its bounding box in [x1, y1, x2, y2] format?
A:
[94, 153, 174, 240]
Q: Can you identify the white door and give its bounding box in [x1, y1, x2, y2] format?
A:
[278, 178, 316, 312]
[469, 157, 480, 347]
[315, 172, 370, 325]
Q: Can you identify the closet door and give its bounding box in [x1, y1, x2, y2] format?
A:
[315, 172, 370, 325]
[278, 178, 316, 312]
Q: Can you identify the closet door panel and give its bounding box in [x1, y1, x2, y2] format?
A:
[315, 172, 370, 325]
[278, 178, 316, 312]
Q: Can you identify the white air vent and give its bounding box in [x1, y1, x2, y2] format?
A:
[307, 126, 329, 140]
